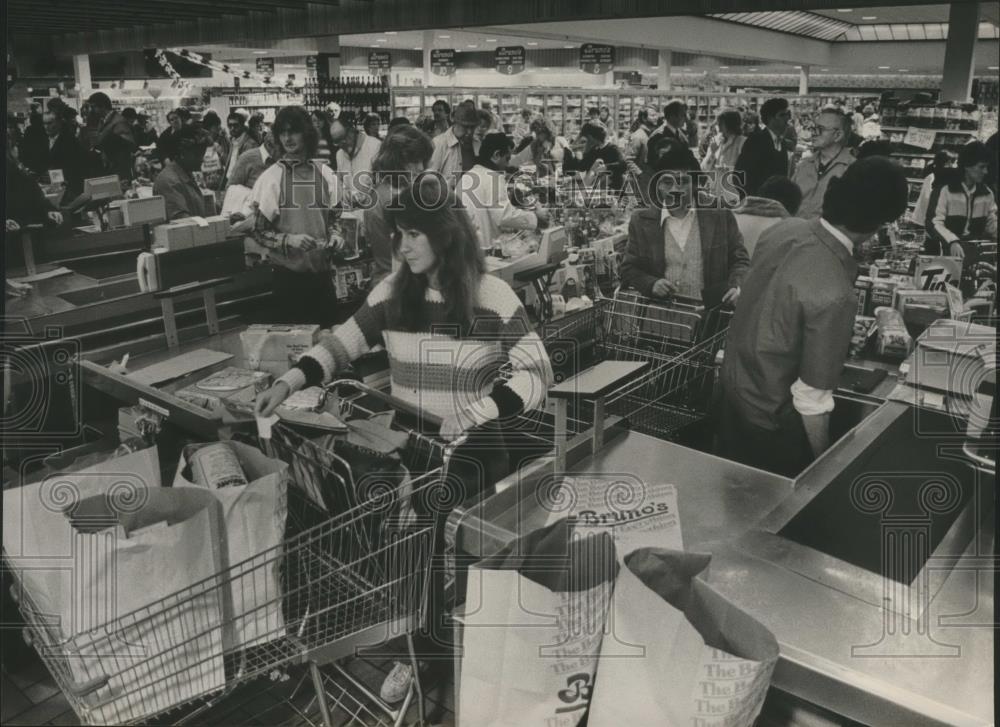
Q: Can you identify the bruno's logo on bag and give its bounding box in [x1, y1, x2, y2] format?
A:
[555, 672, 593, 714]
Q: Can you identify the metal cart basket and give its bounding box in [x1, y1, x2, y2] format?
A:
[7, 380, 466, 727]
[540, 289, 732, 442]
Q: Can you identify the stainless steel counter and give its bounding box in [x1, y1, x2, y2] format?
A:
[461, 414, 993, 726]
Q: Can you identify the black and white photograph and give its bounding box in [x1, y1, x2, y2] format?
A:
[2, 1, 997, 725]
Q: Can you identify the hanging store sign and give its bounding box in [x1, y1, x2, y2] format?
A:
[431, 49, 456, 77]
[368, 51, 392, 74]
[903, 127, 936, 150]
[495, 46, 525, 75]
[306, 56, 318, 73]
[255, 57, 275, 75]
[579, 44, 615, 74]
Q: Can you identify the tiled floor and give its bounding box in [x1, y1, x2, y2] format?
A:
[2, 643, 456, 726]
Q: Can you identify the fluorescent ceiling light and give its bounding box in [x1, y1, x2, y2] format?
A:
[486, 38, 497, 42]
[878, 65, 890, 69]
[898, 68, 909, 72]
[527, 41, 538, 45]
[439, 35, 450, 39]
[821, 68, 830, 71]
[376, 38, 387, 42]
[385, 31, 397, 35]
[719, 66, 729, 69]
[413, 47, 422, 50]
[467, 44, 477, 48]
[748, 67, 758, 71]
[253, 50, 268, 54]
[836, 8, 853, 12]
[650, 65, 659, 69]
[794, 65, 802, 69]
[542, 67, 550, 70]
[989, 65, 999, 70]
[564, 45, 575, 48]
[862, 15, 877, 20]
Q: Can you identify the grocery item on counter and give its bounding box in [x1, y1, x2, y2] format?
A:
[240, 324, 320, 377]
[874, 306, 913, 359]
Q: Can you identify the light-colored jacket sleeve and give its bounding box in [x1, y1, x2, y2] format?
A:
[931, 187, 959, 243]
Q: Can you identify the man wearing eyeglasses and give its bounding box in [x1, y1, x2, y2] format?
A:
[428, 101, 479, 185]
[792, 108, 855, 219]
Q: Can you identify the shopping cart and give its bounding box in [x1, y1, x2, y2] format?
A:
[540, 289, 732, 443]
[7, 380, 467, 727]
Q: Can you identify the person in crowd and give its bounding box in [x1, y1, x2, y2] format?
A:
[364, 125, 435, 286]
[428, 101, 479, 182]
[984, 131, 997, 198]
[331, 112, 381, 205]
[734, 97, 791, 197]
[18, 106, 48, 175]
[459, 132, 548, 250]
[701, 110, 746, 197]
[910, 150, 954, 227]
[311, 109, 335, 165]
[791, 107, 854, 219]
[684, 108, 700, 151]
[155, 107, 189, 162]
[855, 139, 892, 159]
[620, 144, 749, 306]
[199, 111, 230, 191]
[646, 100, 689, 168]
[226, 110, 260, 183]
[512, 108, 534, 144]
[430, 99, 452, 138]
[255, 173, 553, 706]
[927, 141, 997, 259]
[732, 175, 801, 258]
[245, 106, 343, 325]
[41, 110, 86, 205]
[627, 106, 658, 169]
[121, 107, 140, 139]
[563, 121, 629, 191]
[46, 98, 80, 138]
[388, 117, 411, 131]
[718, 156, 908, 477]
[86, 92, 137, 181]
[152, 125, 213, 220]
[226, 133, 278, 192]
[472, 109, 494, 157]
[134, 113, 158, 147]
[860, 104, 881, 139]
[598, 105, 616, 136]
[248, 112, 268, 145]
[6, 124, 64, 232]
[510, 118, 571, 175]
[363, 113, 383, 141]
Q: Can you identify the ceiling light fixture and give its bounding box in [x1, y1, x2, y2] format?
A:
[898, 68, 909, 72]
[821, 68, 830, 71]
[384, 31, 397, 35]
[862, 15, 877, 20]
[253, 50, 268, 54]
[989, 65, 999, 70]
[564, 45, 575, 49]
[527, 41, 538, 45]
[413, 47, 422, 50]
[878, 65, 890, 69]
[376, 38, 387, 42]
[439, 34, 450, 39]
[719, 66, 729, 69]
[467, 44, 477, 48]
[486, 38, 497, 42]
[836, 8, 853, 12]
[748, 67, 758, 71]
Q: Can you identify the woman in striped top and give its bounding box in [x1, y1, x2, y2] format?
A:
[256, 173, 553, 443]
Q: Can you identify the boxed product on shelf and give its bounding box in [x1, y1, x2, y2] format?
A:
[121, 195, 168, 227]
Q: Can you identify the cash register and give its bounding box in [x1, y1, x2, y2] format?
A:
[485, 226, 569, 286]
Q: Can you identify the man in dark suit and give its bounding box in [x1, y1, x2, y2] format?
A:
[621, 145, 749, 307]
[734, 97, 792, 197]
[87, 92, 137, 181]
[42, 110, 86, 205]
[645, 99, 689, 171]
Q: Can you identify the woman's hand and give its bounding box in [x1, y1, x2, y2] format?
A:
[6, 219, 20, 232]
[722, 286, 741, 306]
[284, 233, 318, 251]
[949, 242, 965, 260]
[255, 381, 291, 417]
[651, 279, 676, 298]
[47, 211, 63, 226]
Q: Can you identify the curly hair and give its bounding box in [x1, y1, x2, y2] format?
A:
[386, 174, 486, 334]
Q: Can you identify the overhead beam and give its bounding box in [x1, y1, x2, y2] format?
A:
[51, 0, 987, 55]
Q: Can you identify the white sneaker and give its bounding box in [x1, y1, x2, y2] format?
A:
[379, 661, 413, 703]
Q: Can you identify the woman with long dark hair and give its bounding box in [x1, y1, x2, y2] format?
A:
[257, 174, 552, 705]
[245, 105, 343, 325]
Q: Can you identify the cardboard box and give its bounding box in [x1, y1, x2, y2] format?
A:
[187, 216, 218, 246]
[107, 201, 126, 229]
[153, 220, 197, 250]
[121, 196, 167, 227]
[854, 276, 873, 317]
[240, 324, 320, 377]
[910, 319, 996, 397]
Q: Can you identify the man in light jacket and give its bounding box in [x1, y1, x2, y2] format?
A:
[792, 107, 854, 218]
[457, 133, 548, 249]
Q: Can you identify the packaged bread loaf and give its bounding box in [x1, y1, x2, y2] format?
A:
[874, 306, 912, 359]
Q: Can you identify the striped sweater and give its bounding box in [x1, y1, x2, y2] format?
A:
[277, 273, 553, 426]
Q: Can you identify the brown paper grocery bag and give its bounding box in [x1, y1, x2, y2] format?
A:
[588, 548, 778, 727]
[174, 441, 289, 650]
[459, 519, 618, 727]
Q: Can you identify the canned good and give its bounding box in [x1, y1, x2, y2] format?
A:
[189, 442, 249, 489]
